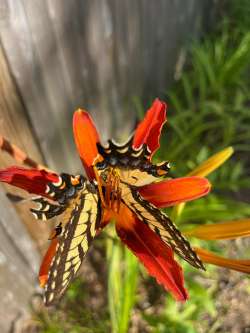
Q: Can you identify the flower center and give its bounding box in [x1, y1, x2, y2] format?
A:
[93, 165, 122, 213]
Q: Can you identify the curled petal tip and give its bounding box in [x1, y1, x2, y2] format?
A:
[188, 147, 234, 177]
[133, 99, 167, 157]
[39, 275, 47, 288]
[194, 247, 250, 274]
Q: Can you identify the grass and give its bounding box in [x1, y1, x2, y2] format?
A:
[33, 278, 109, 333]
[33, 1, 250, 332]
[107, 233, 139, 333]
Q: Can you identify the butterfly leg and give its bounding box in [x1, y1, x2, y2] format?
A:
[48, 222, 63, 240]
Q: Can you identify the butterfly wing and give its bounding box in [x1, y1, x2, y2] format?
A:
[96, 140, 170, 187]
[121, 182, 204, 270]
[44, 187, 101, 306]
[31, 174, 88, 221]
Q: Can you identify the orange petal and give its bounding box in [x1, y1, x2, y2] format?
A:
[0, 166, 59, 197]
[98, 208, 114, 232]
[39, 238, 58, 288]
[173, 147, 233, 219]
[188, 147, 234, 177]
[139, 177, 211, 208]
[73, 109, 100, 180]
[194, 247, 250, 274]
[132, 99, 167, 157]
[115, 204, 188, 301]
[185, 219, 250, 240]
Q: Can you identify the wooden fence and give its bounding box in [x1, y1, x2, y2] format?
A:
[0, 1, 210, 331]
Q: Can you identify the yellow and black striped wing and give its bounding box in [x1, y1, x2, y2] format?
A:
[96, 139, 170, 187]
[121, 182, 204, 270]
[44, 189, 101, 306]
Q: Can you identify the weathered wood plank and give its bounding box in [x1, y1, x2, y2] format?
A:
[0, 0, 210, 174]
[0, 186, 40, 333]
[0, 42, 51, 332]
[0, 42, 51, 253]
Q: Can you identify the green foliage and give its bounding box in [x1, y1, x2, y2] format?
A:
[145, 277, 217, 333]
[177, 196, 250, 225]
[33, 278, 109, 333]
[228, 0, 250, 33]
[157, 25, 250, 192]
[107, 228, 139, 333]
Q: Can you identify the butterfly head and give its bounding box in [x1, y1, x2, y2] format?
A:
[94, 139, 170, 187]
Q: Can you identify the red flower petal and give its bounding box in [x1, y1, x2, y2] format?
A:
[132, 99, 167, 157]
[115, 204, 188, 301]
[0, 166, 59, 197]
[73, 109, 100, 180]
[139, 177, 211, 208]
[39, 238, 58, 288]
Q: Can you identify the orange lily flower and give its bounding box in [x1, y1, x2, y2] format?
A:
[184, 219, 250, 273]
[0, 99, 211, 305]
[178, 146, 250, 274]
[172, 147, 234, 218]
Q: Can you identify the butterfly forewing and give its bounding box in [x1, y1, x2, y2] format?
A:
[120, 182, 204, 270]
[96, 139, 170, 187]
[44, 188, 101, 306]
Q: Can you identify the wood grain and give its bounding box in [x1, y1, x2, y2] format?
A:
[0, 43, 52, 253]
[0, 186, 40, 333]
[0, 0, 208, 174]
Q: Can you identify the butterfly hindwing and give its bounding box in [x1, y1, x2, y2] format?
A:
[44, 187, 101, 306]
[121, 182, 204, 270]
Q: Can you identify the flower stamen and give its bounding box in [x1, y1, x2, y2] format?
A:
[93, 165, 107, 208]
[93, 165, 122, 213]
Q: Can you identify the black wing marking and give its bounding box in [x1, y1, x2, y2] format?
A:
[31, 174, 87, 220]
[31, 197, 66, 220]
[121, 182, 204, 270]
[96, 140, 170, 187]
[44, 188, 101, 306]
[45, 173, 86, 203]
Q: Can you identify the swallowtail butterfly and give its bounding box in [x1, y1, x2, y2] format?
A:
[32, 138, 204, 305]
